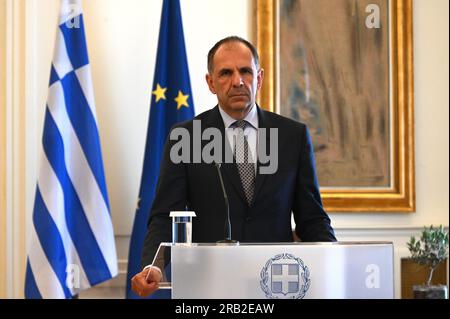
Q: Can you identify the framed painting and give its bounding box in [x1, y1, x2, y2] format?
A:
[254, 0, 414, 212]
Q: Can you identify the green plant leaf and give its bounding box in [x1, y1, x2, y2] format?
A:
[406, 225, 449, 286]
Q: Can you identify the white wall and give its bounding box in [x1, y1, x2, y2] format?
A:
[14, 0, 449, 298]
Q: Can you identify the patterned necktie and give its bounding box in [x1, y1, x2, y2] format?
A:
[232, 120, 255, 205]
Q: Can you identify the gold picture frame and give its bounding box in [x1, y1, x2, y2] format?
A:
[254, 0, 414, 212]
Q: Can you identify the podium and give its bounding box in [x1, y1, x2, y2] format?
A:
[153, 242, 394, 299]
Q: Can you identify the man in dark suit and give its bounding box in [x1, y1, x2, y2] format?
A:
[131, 36, 336, 297]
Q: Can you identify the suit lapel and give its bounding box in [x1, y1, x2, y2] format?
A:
[252, 106, 271, 206]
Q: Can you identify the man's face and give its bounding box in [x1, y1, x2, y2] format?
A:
[206, 42, 264, 118]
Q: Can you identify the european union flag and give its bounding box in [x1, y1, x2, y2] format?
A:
[125, 0, 195, 299]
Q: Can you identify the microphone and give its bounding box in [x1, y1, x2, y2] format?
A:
[215, 163, 238, 244]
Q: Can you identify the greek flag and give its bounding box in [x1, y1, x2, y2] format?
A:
[24, 0, 118, 298]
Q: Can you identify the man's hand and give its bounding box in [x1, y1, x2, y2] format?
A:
[131, 266, 162, 297]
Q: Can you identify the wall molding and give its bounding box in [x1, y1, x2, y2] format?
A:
[3, 0, 27, 299]
[334, 225, 449, 232]
[0, 0, 8, 299]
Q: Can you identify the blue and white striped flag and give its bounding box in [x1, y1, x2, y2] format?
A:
[24, 0, 117, 298]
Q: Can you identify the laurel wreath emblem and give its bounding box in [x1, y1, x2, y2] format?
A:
[260, 253, 311, 299]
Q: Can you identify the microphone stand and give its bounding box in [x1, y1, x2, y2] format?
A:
[215, 163, 239, 245]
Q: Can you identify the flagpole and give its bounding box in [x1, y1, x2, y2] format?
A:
[125, 0, 195, 299]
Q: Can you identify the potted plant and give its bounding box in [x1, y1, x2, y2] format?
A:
[407, 225, 449, 299]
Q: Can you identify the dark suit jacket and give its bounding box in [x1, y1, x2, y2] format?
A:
[141, 105, 336, 267]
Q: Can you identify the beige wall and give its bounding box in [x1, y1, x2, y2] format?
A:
[0, 0, 7, 298]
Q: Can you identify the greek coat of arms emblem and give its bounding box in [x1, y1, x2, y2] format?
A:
[260, 253, 310, 299]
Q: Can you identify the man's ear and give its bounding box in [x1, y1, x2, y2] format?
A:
[257, 68, 264, 90]
[205, 74, 216, 94]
